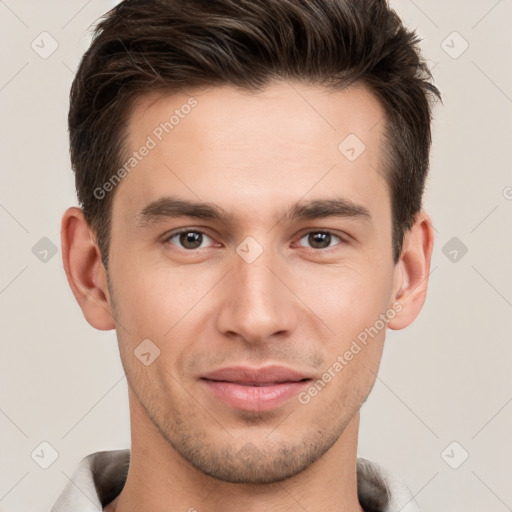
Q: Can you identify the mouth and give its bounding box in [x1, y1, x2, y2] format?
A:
[200, 365, 313, 412]
[205, 380, 310, 387]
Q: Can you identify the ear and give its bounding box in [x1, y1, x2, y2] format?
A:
[387, 210, 435, 330]
[61, 207, 115, 330]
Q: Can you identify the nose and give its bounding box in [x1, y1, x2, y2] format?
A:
[215, 243, 298, 345]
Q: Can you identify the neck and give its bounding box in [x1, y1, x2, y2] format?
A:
[105, 389, 365, 512]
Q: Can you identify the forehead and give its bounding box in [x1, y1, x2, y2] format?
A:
[128, 80, 385, 152]
[115, 80, 388, 224]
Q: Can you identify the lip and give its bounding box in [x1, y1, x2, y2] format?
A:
[201, 365, 311, 383]
[200, 365, 312, 412]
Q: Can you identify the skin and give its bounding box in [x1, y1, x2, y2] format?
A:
[61, 80, 434, 512]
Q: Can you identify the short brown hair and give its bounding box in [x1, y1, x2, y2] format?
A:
[69, 0, 441, 269]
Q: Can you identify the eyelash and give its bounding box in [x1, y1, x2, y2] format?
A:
[163, 228, 346, 252]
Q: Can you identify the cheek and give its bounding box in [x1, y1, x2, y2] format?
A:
[110, 258, 200, 336]
[291, 261, 394, 336]
[292, 262, 392, 392]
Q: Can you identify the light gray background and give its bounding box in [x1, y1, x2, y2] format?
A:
[1, 1, 511, 511]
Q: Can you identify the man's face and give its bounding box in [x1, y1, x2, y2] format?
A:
[106, 81, 400, 483]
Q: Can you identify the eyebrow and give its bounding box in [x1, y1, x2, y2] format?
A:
[135, 195, 372, 228]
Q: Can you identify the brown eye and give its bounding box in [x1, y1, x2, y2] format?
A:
[166, 230, 212, 250]
[297, 231, 342, 249]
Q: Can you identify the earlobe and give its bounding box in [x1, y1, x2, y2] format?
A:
[61, 207, 115, 331]
[387, 210, 435, 330]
